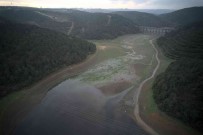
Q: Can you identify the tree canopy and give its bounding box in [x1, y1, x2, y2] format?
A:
[153, 21, 203, 132]
[0, 20, 96, 98]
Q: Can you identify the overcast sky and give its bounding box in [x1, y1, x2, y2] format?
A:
[0, 0, 203, 9]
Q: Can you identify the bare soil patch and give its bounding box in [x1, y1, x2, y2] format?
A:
[98, 45, 107, 50]
[133, 64, 147, 76]
[98, 81, 131, 96]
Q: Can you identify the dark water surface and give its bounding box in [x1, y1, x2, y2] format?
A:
[14, 80, 148, 135]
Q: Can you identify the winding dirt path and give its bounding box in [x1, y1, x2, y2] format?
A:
[68, 22, 74, 35]
[133, 39, 160, 135]
[36, 11, 74, 36]
[36, 11, 56, 20]
[107, 15, 111, 25]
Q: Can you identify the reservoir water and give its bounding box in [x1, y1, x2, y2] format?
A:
[14, 79, 148, 135]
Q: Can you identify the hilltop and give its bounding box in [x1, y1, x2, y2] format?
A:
[160, 7, 203, 26]
[0, 7, 139, 39]
[113, 11, 171, 27]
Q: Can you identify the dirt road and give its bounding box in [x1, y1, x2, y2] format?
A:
[36, 11, 74, 35]
[68, 22, 74, 35]
[133, 39, 160, 135]
[107, 15, 111, 25]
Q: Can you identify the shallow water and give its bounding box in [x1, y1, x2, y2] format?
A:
[14, 79, 148, 135]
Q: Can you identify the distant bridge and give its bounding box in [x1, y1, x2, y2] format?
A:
[137, 26, 175, 35]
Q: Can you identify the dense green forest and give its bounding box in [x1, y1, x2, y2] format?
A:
[113, 11, 171, 27]
[157, 21, 203, 59]
[68, 11, 139, 39]
[160, 7, 203, 26]
[38, 9, 140, 39]
[1, 7, 203, 40]
[0, 8, 72, 34]
[153, 22, 203, 132]
[0, 7, 139, 40]
[0, 19, 96, 98]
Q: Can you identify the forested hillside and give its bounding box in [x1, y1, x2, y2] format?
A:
[157, 21, 203, 59]
[113, 11, 171, 27]
[68, 10, 139, 39]
[160, 7, 203, 26]
[0, 8, 72, 34]
[153, 22, 203, 132]
[0, 20, 96, 98]
[0, 7, 140, 39]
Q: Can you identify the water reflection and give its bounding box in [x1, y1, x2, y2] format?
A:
[15, 80, 147, 135]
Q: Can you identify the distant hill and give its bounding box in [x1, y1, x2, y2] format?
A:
[66, 10, 139, 39]
[0, 19, 96, 98]
[160, 7, 203, 26]
[153, 22, 203, 132]
[113, 11, 171, 27]
[0, 7, 140, 39]
[134, 9, 174, 15]
[76, 8, 174, 15]
[0, 8, 72, 34]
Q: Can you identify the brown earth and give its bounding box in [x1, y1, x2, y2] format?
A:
[133, 63, 147, 76]
[98, 81, 131, 96]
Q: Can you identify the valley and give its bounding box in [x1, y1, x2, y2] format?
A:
[1, 34, 157, 135]
[0, 6, 203, 135]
